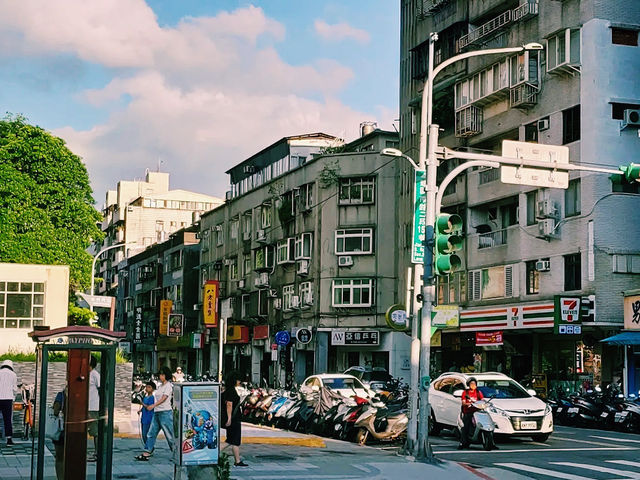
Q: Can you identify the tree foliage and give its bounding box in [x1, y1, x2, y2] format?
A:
[67, 303, 97, 326]
[0, 114, 103, 292]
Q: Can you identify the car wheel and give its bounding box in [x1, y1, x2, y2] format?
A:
[531, 433, 550, 443]
[428, 413, 441, 436]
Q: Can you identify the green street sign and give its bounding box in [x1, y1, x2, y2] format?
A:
[412, 170, 426, 264]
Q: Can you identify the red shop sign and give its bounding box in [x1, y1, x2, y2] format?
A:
[475, 331, 504, 346]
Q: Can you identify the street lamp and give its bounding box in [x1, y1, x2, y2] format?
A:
[90, 242, 136, 310]
[412, 36, 544, 461]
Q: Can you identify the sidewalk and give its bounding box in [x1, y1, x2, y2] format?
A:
[0, 424, 485, 479]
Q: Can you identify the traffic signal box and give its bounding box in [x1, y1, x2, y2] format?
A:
[620, 163, 640, 183]
[434, 214, 463, 276]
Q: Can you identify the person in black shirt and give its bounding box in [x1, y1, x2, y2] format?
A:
[221, 371, 247, 467]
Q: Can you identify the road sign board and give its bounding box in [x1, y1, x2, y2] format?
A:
[412, 170, 426, 264]
[274, 330, 291, 346]
[77, 293, 114, 309]
[501, 140, 569, 188]
[296, 328, 312, 344]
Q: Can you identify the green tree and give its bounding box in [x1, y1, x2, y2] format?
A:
[0, 114, 103, 292]
[67, 303, 97, 326]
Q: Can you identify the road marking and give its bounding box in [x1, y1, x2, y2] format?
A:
[495, 463, 595, 480]
[591, 435, 640, 444]
[551, 462, 640, 478]
[435, 446, 635, 454]
[552, 436, 626, 447]
[527, 441, 552, 447]
[607, 460, 640, 468]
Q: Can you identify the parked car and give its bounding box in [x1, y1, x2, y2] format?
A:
[429, 372, 553, 442]
[344, 367, 393, 393]
[302, 374, 374, 399]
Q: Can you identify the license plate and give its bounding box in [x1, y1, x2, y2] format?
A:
[520, 421, 537, 430]
[568, 407, 579, 414]
[556, 407, 563, 413]
[615, 411, 629, 422]
[601, 412, 609, 418]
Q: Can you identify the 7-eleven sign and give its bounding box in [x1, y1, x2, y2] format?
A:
[561, 298, 580, 322]
[555, 295, 582, 334]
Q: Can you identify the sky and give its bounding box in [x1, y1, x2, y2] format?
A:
[0, 0, 400, 204]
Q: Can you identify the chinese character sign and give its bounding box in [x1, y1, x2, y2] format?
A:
[203, 281, 219, 327]
[134, 306, 143, 344]
[159, 300, 173, 336]
[624, 294, 640, 330]
[412, 170, 426, 264]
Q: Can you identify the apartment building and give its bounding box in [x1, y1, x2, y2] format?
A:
[199, 130, 411, 386]
[400, 0, 640, 391]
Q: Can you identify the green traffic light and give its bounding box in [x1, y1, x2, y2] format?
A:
[435, 214, 463, 234]
[434, 214, 464, 276]
[620, 163, 640, 183]
[436, 234, 463, 254]
[435, 253, 462, 274]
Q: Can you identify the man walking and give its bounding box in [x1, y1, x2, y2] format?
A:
[0, 360, 19, 446]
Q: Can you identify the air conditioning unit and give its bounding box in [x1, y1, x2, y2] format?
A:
[225, 190, 232, 202]
[256, 229, 267, 242]
[268, 289, 278, 298]
[535, 259, 551, 272]
[237, 279, 246, 290]
[254, 272, 269, 288]
[290, 295, 300, 309]
[538, 219, 556, 237]
[338, 255, 353, 267]
[273, 298, 282, 310]
[297, 260, 309, 275]
[622, 109, 640, 129]
[536, 200, 556, 219]
[243, 231, 251, 241]
[537, 118, 550, 131]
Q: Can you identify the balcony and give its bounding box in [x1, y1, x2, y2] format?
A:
[455, 105, 483, 137]
[418, 0, 451, 18]
[510, 82, 539, 109]
[477, 229, 508, 249]
[458, 1, 539, 51]
[478, 168, 500, 185]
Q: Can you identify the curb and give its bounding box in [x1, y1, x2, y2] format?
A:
[114, 432, 325, 448]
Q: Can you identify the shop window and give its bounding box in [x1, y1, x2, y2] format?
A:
[564, 253, 582, 291]
[565, 179, 581, 217]
[612, 28, 638, 46]
[525, 261, 540, 295]
[335, 228, 373, 255]
[526, 190, 539, 226]
[562, 105, 580, 145]
[332, 279, 374, 307]
[339, 177, 375, 205]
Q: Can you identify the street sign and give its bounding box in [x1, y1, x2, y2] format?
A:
[296, 328, 312, 344]
[412, 170, 426, 263]
[385, 304, 409, 331]
[274, 330, 291, 346]
[77, 293, 114, 309]
[501, 140, 569, 189]
[168, 313, 184, 337]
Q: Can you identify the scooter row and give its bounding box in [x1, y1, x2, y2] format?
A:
[239, 386, 409, 445]
[548, 384, 640, 433]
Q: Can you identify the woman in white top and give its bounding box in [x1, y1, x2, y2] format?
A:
[0, 360, 19, 446]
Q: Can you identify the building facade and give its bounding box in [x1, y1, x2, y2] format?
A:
[0, 263, 69, 354]
[400, 0, 640, 393]
[199, 131, 411, 386]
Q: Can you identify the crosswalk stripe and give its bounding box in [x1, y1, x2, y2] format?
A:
[591, 435, 640, 444]
[495, 463, 597, 480]
[550, 462, 640, 478]
[607, 460, 640, 468]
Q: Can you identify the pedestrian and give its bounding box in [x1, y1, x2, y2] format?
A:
[87, 356, 100, 461]
[138, 382, 155, 444]
[0, 359, 19, 446]
[221, 370, 248, 467]
[134, 366, 174, 461]
[52, 387, 67, 479]
[458, 377, 484, 450]
[173, 367, 185, 383]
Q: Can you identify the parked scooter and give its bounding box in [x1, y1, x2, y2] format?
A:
[354, 402, 408, 445]
[456, 397, 497, 451]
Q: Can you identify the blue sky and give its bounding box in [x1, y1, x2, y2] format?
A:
[0, 1, 399, 200]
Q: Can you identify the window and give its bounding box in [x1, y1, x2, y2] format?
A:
[283, 285, 295, 310]
[230, 219, 239, 240]
[562, 105, 580, 145]
[612, 254, 640, 273]
[500, 202, 518, 228]
[335, 228, 373, 255]
[564, 253, 582, 291]
[436, 272, 466, 305]
[216, 225, 224, 246]
[299, 183, 314, 210]
[332, 279, 374, 307]
[611, 102, 640, 120]
[612, 28, 638, 46]
[524, 122, 538, 143]
[155, 220, 164, 232]
[175, 284, 182, 302]
[339, 177, 375, 205]
[612, 177, 640, 194]
[254, 245, 275, 270]
[277, 238, 295, 264]
[167, 251, 183, 271]
[526, 261, 540, 295]
[468, 265, 517, 301]
[565, 179, 581, 217]
[244, 255, 251, 277]
[0, 282, 45, 329]
[229, 258, 238, 281]
[261, 205, 272, 228]
[547, 28, 580, 72]
[241, 294, 250, 318]
[300, 282, 313, 305]
[295, 233, 313, 260]
[242, 213, 252, 237]
[526, 191, 539, 226]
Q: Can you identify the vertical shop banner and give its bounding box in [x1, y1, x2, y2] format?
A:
[475, 331, 504, 346]
[159, 300, 173, 336]
[168, 313, 184, 337]
[624, 294, 640, 330]
[134, 306, 143, 344]
[412, 170, 426, 264]
[203, 281, 219, 327]
[174, 384, 220, 466]
[554, 295, 582, 334]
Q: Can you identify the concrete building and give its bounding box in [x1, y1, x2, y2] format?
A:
[0, 263, 69, 354]
[199, 130, 411, 386]
[94, 170, 222, 302]
[399, 0, 640, 392]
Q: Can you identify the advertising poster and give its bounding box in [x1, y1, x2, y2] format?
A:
[177, 384, 220, 466]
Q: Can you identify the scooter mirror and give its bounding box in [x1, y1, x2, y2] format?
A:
[453, 389, 463, 398]
[527, 389, 537, 396]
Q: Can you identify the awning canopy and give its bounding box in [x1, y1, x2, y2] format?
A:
[601, 331, 640, 345]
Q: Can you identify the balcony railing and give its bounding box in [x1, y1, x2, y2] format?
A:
[458, 1, 539, 51]
[510, 82, 539, 109]
[478, 229, 508, 249]
[478, 168, 500, 185]
[455, 105, 483, 137]
[418, 0, 451, 18]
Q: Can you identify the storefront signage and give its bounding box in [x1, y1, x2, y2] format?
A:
[191, 333, 203, 349]
[227, 325, 250, 344]
[203, 281, 220, 327]
[432, 305, 459, 328]
[274, 330, 291, 346]
[134, 306, 143, 344]
[253, 325, 270, 340]
[159, 300, 173, 336]
[331, 330, 380, 346]
[624, 294, 640, 330]
[555, 295, 582, 335]
[475, 331, 503, 346]
[168, 313, 184, 337]
[412, 170, 426, 264]
[385, 304, 409, 331]
[431, 329, 442, 347]
[296, 328, 312, 345]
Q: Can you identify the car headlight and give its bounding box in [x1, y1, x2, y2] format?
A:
[544, 404, 552, 416]
[487, 405, 510, 417]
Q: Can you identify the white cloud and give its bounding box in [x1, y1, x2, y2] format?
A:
[314, 20, 371, 45]
[0, 2, 391, 199]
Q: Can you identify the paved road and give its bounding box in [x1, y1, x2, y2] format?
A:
[427, 425, 640, 479]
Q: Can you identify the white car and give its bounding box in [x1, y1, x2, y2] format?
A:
[302, 374, 374, 399]
[429, 372, 553, 442]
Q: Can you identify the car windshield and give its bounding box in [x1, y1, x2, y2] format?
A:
[477, 379, 531, 399]
[363, 372, 391, 382]
[323, 377, 365, 390]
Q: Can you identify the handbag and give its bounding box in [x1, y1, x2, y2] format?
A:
[45, 407, 63, 441]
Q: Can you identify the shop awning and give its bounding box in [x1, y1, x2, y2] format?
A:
[601, 331, 640, 345]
